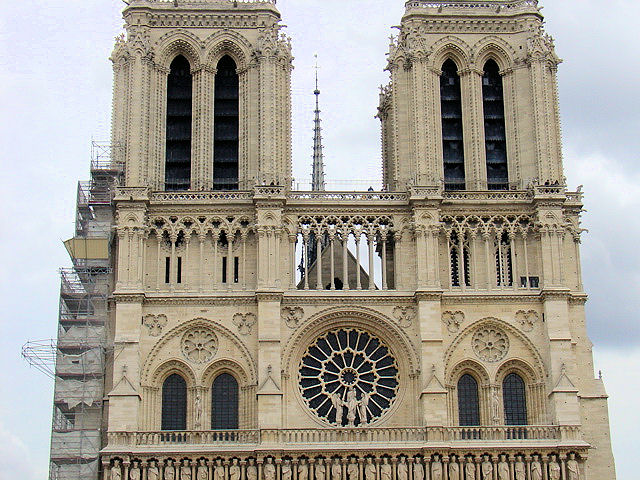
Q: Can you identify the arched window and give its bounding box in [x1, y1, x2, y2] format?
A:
[440, 59, 465, 191]
[503, 373, 527, 425]
[213, 55, 239, 190]
[495, 231, 513, 287]
[457, 374, 480, 426]
[449, 231, 471, 288]
[211, 373, 239, 429]
[161, 373, 187, 430]
[165, 55, 192, 191]
[482, 59, 508, 190]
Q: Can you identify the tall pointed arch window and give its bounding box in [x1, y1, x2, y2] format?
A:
[449, 231, 471, 288]
[495, 231, 513, 287]
[161, 373, 187, 430]
[165, 55, 192, 191]
[211, 373, 239, 429]
[503, 373, 527, 425]
[457, 374, 480, 426]
[213, 55, 239, 190]
[440, 59, 465, 191]
[482, 59, 508, 190]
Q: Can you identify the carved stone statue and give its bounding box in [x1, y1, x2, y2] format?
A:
[397, 457, 408, 480]
[448, 457, 459, 480]
[229, 459, 240, 480]
[264, 458, 276, 480]
[497, 456, 509, 480]
[567, 453, 580, 480]
[358, 391, 371, 424]
[548, 455, 561, 480]
[214, 459, 225, 480]
[412, 459, 423, 480]
[491, 389, 500, 423]
[380, 458, 391, 480]
[148, 461, 159, 480]
[364, 458, 376, 480]
[530, 456, 542, 480]
[481, 456, 492, 480]
[130, 462, 141, 480]
[331, 459, 342, 480]
[111, 460, 122, 480]
[316, 459, 326, 480]
[283, 459, 292, 480]
[464, 458, 475, 480]
[164, 461, 176, 480]
[195, 391, 202, 429]
[430, 456, 442, 480]
[514, 456, 526, 480]
[346, 388, 359, 427]
[347, 458, 359, 480]
[247, 459, 257, 480]
[298, 459, 309, 480]
[197, 460, 209, 480]
[182, 461, 192, 480]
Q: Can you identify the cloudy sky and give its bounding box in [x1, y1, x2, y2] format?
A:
[0, 0, 638, 478]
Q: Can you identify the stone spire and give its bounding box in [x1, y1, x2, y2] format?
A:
[311, 54, 326, 191]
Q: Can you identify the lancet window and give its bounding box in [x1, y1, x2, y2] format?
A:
[211, 373, 239, 429]
[213, 55, 239, 190]
[449, 231, 471, 288]
[161, 373, 187, 430]
[482, 60, 508, 190]
[165, 55, 192, 191]
[503, 373, 528, 425]
[440, 59, 465, 191]
[457, 374, 480, 426]
[495, 231, 513, 287]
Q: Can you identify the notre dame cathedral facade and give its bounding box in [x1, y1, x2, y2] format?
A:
[48, 1, 616, 480]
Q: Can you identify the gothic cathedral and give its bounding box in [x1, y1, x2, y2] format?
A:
[48, 1, 616, 480]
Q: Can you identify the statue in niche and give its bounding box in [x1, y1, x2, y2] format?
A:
[548, 455, 561, 480]
[195, 391, 202, 429]
[514, 456, 526, 480]
[264, 458, 276, 480]
[130, 462, 141, 480]
[198, 460, 209, 480]
[331, 459, 342, 480]
[164, 461, 176, 480]
[247, 459, 257, 480]
[464, 458, 475, 480]
[567, 453, 580, 480]
[497, 455, 509, 480]
[364, 458, 376, 480]
[316, 459, 326, 480]
[481, 456, 492, 480]
[530, 456, 542, 480]
[182, 460, 192, 480]
[412, 459, 424, 480]
[380, 458, 392, 480]
[229, 459, 240, 480]
[214, 459, 225, 480]
[347, 458, 359, 480]
[111, 460, 122, 480]
[448, 457, 459, 480]
[282, 460, 292, 480]
[148, 461, 160, 480]
[492, 389, 501, 423]
[298, 459, 309, 480]
[430, 456, 442, 480]
[397, 457, 408, 480]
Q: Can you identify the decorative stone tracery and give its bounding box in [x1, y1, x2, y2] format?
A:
[181, 328, 218, 364]
[472, 326, 509, 363]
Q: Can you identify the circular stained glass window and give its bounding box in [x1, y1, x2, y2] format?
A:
[299, 328, 399, 426]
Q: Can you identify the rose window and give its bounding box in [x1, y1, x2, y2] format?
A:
[181, 328, 218, 364]
[472, 326, 509, 363]
[299, 328, 399, 426]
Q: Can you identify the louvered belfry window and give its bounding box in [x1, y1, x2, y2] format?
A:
[440, 59, 465, 191]
[165, 55, 192, 191]
[213, 55, 239, 190]
[211, 373, 239, 429]
[482, 59, 508, 190]
[161, 373, 187, 430]
[457, 374, 481, 426]
[503, 373, 528, 425]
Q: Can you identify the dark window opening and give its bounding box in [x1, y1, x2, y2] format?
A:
[482, 60, 508, 190]
[503, 373, 527, 425]
[233, 256, 239, 283]
[222, 257, 227, 284]
[440, 59, 465, 191]
[213, 56, 239, 191]
[458, 374, 480, 426]
[162, 373, 187, 430]
[177, 257, 182, 284]
[211, 373, 239, 429]
[165, 55, 192, 191]
[496, 232, 513, 287]
[165, 257, 171, 284]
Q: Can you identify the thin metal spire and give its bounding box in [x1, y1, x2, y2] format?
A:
[311, 54, 326, 191]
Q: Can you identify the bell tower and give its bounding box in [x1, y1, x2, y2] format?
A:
[110, 0, 293, 191]
[379, 0, 563, 191]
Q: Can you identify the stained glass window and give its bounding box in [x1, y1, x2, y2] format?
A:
[161, 373, 187, 430]
[503, 373, 527, 425]
[211, 373, 239, 429]
[457, 374, 480, 426]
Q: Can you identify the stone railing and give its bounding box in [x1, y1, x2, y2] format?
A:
[107, 425, 580, 447]
[441, 190, 533, 201]
[288, 191, 409, 202]
[149, 191, 253, 203]
[405, 0, 538, 11]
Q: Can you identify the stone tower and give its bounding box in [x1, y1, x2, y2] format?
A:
[46, 1, 616, 480]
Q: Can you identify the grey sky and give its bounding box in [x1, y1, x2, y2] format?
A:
[0, 1, 638, 479]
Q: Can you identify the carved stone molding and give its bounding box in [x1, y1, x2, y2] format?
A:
[281, 306, 304, 329]
[392, 306, 415, 328]
[232, 313, 257, 335]
[143, 314, 168, 337]
[442, 311, 465, 333]
[515, 310, 539, 332]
